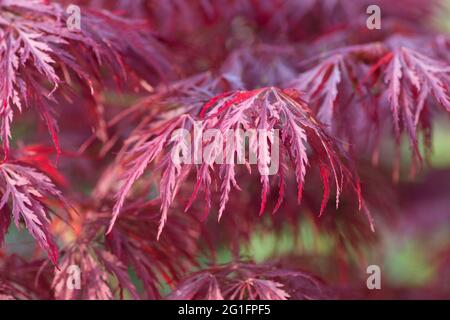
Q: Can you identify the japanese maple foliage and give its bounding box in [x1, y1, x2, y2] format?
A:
[0, 0, 449, 301]
[109, 86, 366, 239]
[0, 0, 170, 158]
[168, 262, 331, 300]
[0, 162, 64, 264]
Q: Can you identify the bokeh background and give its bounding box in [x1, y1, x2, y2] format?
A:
[1, 0, 449, 299]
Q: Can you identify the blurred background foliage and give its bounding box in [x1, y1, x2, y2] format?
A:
[3, 2, 450, 299]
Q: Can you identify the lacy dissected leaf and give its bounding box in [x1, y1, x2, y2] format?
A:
[109, 87, 363, 239]
[290, 38, 450, 173]
[194, 86, 363, 222]
[0, 0, 170, 158]
[0, 162, 64, 264]
[292, 56, 343, 126]
[102, 73, 224, 234]
[288, 43, 387, 126]
[168, 262, 329, 300]
[53, 244, 139, 300]
[350, 37, 450, 176]
[381, 43, 450, 151]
